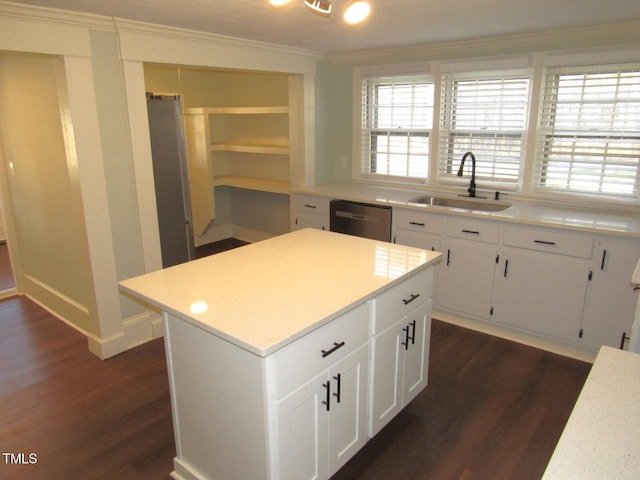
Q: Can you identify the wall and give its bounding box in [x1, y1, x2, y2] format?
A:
[0, 53, 96, 334]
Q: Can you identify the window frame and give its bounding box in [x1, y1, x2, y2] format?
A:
[352, 57, 640, 207]
[355, 68, 435, 184]
[533, 64, 640, 202]
[437, 70, 532, 192]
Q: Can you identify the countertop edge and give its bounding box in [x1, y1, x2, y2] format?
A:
[293, 183, 640, 238]
[119, 247, 441, 358]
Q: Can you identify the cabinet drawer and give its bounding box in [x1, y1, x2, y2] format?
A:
[503, 225, 594, 258]
[394, 208, 443, 235]
[394, 229, 441, 252]
[269, 302, 370, 399]
[373, 268, 434, 334]
[446, 217, 500, 244]
[295, 194, 330, 216]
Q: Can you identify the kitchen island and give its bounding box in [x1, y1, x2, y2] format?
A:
[119, 228, 441, 480]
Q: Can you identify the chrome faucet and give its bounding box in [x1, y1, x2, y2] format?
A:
[456, 151, 476, 198]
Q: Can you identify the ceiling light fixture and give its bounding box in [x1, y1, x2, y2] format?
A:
[304, 0, 332, 16]
[268, 0, 371, 25]
[343, 1, 371, 25]
[269, 0, 293, 7]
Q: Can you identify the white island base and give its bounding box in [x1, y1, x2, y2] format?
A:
[119, 229, 441, 480]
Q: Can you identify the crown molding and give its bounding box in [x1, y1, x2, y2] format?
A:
[112, 17, 321, 61]
[323, 20, 640, 64]
[0, 0, 114, 31]
[0, 0, 320, 63]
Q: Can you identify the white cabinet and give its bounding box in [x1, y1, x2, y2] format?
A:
[393, 207, 443, 251]
[438, 217, 499, 320]
[370, 301, 431, 437]
[275, 344, 368, 479]
[270, 302, 370, 479]
[293, 194, 330, 231]
[369, 268, 434, 437]
[493, 225, 592, 342]
[581, 239, 640, 349]
[493, 248, 590, 342]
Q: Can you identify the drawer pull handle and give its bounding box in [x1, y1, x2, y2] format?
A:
[409, 221, 425, 227]
[534, 240, 556, 246]
[321, 341, 345, 358]
[601, 249, 607, 270]
[402, 293, 420, 305]
[304, 204, 317, 209]
[322, 381, 331, 411]
[447, 249, 451, 266]
[504, 259, 509, 278]
[333, 374, 341, 403]
[462, 229, 480, 235]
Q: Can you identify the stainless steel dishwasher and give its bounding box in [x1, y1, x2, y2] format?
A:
[329, 199, 392, 242]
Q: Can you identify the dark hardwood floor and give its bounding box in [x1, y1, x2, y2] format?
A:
[1, 249, 591, 479]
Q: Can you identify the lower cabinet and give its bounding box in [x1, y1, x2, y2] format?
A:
[581, 239, 640, 349]
[274, 343, 369, 480]
[369, 301, 432, 437]
[492, 248, 590, 341]
[438, 237, 497, 320]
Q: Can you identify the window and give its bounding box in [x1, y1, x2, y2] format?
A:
[359, 74, 434, 181]
[438, 73, 530, 190]
[535, 66, 640, 199]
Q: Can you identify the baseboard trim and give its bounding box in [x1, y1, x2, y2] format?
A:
[22, 273, 90, 330]
[433, 308, 597, 363]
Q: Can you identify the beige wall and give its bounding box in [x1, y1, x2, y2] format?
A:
[0, 54, 96, 334]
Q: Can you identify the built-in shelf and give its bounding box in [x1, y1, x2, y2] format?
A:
[195, 106, 289, 115]
[213, 176, 291, 195]
[184, 102, 293, 235]
[210, 143, 290, 155]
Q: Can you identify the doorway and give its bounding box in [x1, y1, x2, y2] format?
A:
[0, 155, 16, 299]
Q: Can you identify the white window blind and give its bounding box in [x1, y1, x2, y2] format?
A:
[535, 67, 640, 199]
[438, 74, 530, 189]
[360, 74, 434, 180]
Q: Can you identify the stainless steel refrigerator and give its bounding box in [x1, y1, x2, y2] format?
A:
[146, 93, 195, 268]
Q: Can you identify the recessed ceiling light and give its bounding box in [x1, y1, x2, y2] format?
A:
[344, 1, 371, 25]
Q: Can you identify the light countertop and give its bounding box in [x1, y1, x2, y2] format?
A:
[119, 229, 441, 357]
[542, 346, 640, 479]
[294, 182, 640, 237]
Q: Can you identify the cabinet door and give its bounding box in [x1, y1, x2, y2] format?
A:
[369, 321, 403, 437]
[402, 301, 432, 407]
[493, 248, 590, 342]
[581, 240, 640, 349]
[275, 370, 328, 480]
[438, 238, 497, 320]
[295, 212, 328, 231]
[394, 229, 441, 252]
[328, 344, 369, 477]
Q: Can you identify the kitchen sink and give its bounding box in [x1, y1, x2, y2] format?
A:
[409, 195, 511, 212]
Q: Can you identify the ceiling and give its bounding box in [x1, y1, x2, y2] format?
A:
[7, 0, 640, 54]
